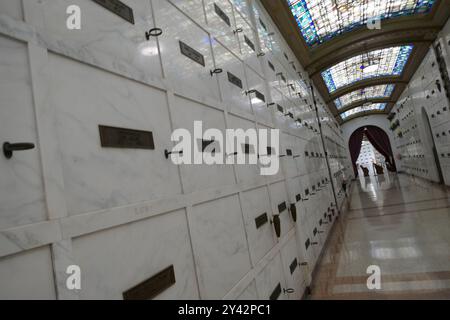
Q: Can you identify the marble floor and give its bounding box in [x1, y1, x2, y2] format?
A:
[310, 173, 450, 299]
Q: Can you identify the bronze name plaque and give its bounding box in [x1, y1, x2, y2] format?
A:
[227, 72, 243, 89]
[259, 18, 267, 31]
[278, 202, 287, 213]
[180, 41, 205, 67]
[270, 283, 282, 300]
[99, 125, 154, 150]
[290, 258, 298, 275]
[305, 238, 311, 250]
[92, 0, 134, 24]
[255, 213, 268, 229]
[244, 35, 255, 52]
[214, 3, 231, 27]
[123, 265, 176, 300]
[253, 90, 266, 102]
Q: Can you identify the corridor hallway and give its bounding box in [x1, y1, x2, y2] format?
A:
[311, 174, 450, 299]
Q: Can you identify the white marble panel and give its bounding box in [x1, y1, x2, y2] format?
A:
[170, 96, 236, 194]
[280, 236, 304, 300]
[240, 186, 276, 265]
[236, 280, 258, 300]
[294, 221, 314, 280]
[204, 0, 240, 56]
[226, 115, 263, 185]
[274, 97, 290, 131]
[230, 0, 250, 21]
[0, 36, 47, 230]
[254, 254, 287, 300]
[253, 5, 273, 55]
[190, 195, 251, 299]
[168, 0, 206, 27]
[246, 67, 271, 126]
[48, 53, 181, 215]
[294, 138, 307, 176]
[27, 0, 162, 79]
[212, 41, 252, 116]
[0, 0, 23, 21]
[0, 246, 56, 299]
[268, 181, 295, 238]
[71, 209, 198, 299]
[280, 133, 297, 178]
[257, 124, 283, 182]
[235, 13, 262, 76]
[265, 53, 279, 85]
[154, 0, 220, 100]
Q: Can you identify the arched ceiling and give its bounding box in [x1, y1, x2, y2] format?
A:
[260, 0, 450, 123]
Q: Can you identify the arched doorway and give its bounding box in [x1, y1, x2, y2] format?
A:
[348, 125, 397, 176]
[421, 108, 444, 183]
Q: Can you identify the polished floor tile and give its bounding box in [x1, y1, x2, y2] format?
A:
[310, 174, 450, 299]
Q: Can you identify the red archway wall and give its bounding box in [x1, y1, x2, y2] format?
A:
[348, 125, 397, 176]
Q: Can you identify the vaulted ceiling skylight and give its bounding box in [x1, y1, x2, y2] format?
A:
[321, 45, 413, 93]
[340, 103, 387, 120]
[287, 0, 436, 47]
[334, 84, 395, 109]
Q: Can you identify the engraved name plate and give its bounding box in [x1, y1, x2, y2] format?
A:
[92, 0, 134, 24]
[227, 72, 243, 89]
[244, 35, 255, 52]
[123, 265, 176, 300]
[290, 258, 298, 274]
[214, 3, 231, 26]
[255, 213, 269, 229]
[254, 90, 265, 102]
[99, 125, 154, 149]
[277, 104, 284, 113]
[278, 202, 287, 213]
[270, 283, 282, 300]
[305, 238, 310, 250]
[259, 18, 267, 31]
[296, 194, 302, 202]
[268, 60, 275, 71]
[179, 41, 205, 66]
[286, 149, 293, 156]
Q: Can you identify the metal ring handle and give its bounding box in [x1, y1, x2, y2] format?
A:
[210, 68, 223, 76]
[145, 28, 163, 40]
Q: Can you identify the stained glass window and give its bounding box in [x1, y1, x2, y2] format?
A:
[334, 84, 395, 109]
[340, 103, 386, 120]
[287, 0, 436, 47]
[322, 45, 413, 93]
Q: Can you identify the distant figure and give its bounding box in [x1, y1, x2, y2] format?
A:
[342, 180, 348, 198]
[360, 165, 370, 177]
[374, 163, 384, 175]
